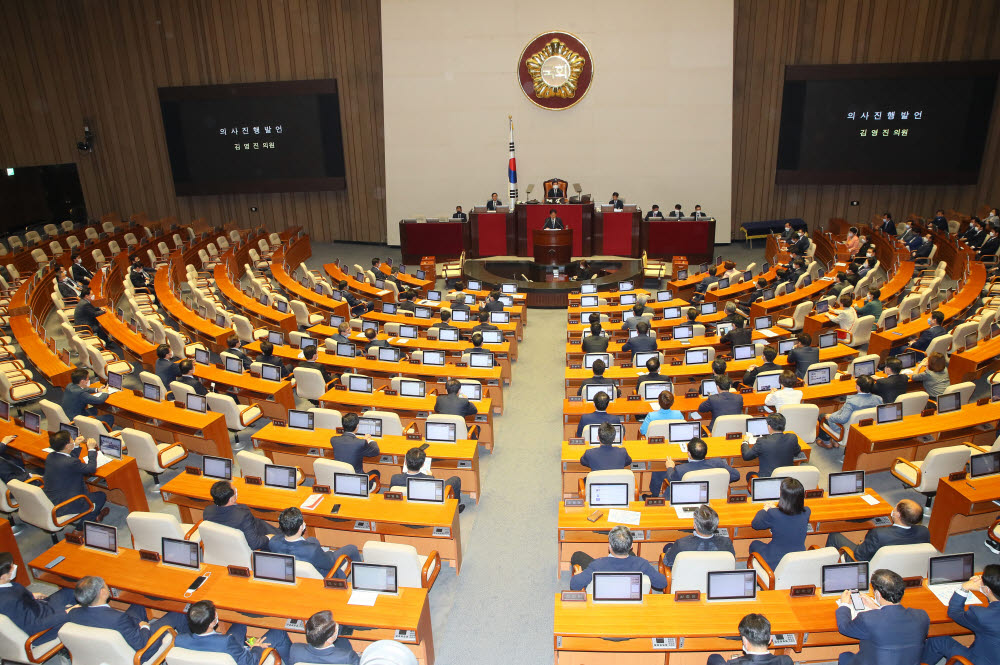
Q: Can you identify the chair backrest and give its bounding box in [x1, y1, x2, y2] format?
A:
[681, 468, 730, 500]
[139, 371, 167, 397]
[169, 380, 195, 403]
[644, 418, 686, 440]
[199, 521, 253, 568]
[124, 233, 138, 247]
[206, 393, 246, 431]
[876, 307, 898, 329]
[845, 354, 880, 377]
[62, 220, 75, 232]
[848, 315, 876, 346]
[425, 414, 466, 441]
[895, 391, 930, 417]
[362, 541, 426, 588]
[0, 614, 35, 661]
[289, 300, 312, 326]
[236, 450, 269, 478]
[166, 647, 241, 665]
[313, 458, 357, 487]
[950, 322, 978, 352]
[910, 445, 972, 492]
[687, 346, 715, 364]
[292, 367, 327, 401]
[776, 404, 819, 444]
[924, 334, 953, 358]
[120, 428, 173, 474]
[308, 408, 342, 430]
[771, 546, 839, 589]
[670, 551, 737, 593]
[126, 511, 187, 552]
[7, 479, 58, 531]
[102, 220, 116, 234]
[868, 543, 940, 580]
[73, 415, 107, 442]
[942, 381, 976, 405]
[365, 411, 404, 436]
[771, 465, 820, 490]
[710, 414, 750, 438]
[790, 301, 813, 327]
[229, 229, 241, 244]
[230, 315, 255, 343]
[107, 239, 120, 255]
[48, 241, 63, 256]
[804, 362, 839, 386]
[38, 398, 71, 431]
[295, 560, 324, 579]
[584, 469, 635, 504]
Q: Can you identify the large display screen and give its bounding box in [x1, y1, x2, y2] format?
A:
[776, 62, 998, 185]
[159, 79, 346, 194]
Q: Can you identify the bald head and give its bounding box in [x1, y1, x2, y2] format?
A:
[894, 499, 923, 526]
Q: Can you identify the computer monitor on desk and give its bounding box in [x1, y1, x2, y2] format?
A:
[398, 379, 426, 398]
[203, 455, 232, 480]
[668, 422, 701, 447]
[459, 383, 482, 401]
[60, 423, 79, 440]
[588, 423, 624, 445]
[83, 522, 118, 554]
[662, 306, 681, 319]
[264, 464, 298, 490]
[591, 572, 644, 603]
[187, 393, 207, 413]
[194, 348, 210, 365]
[356, 417, 382, 438]
[348, 375, 373, 393]
[23, 411, 40, 434]
[670, 481, 709, 507]
[406, 477, 445, 503]
[829, 470, 865, 496]
[482, 330, 503, 344]
[378, 347, 401, 363]
[686, 348, 709, 365]
[333, 472, 369, 498]
[252, 551, 296, 585]
[751, 477, 784, 502]
[422, 350, 446, 366]
[937, 392, 961, 414]
[162, 537, 201, 570]
[99, 435, 122, 459]
[755, 373, 781, 392]
[352, 563, 398, 595]
[426, 421, 457, 443]
[588, 482, 629, 507]
[584, 353, 610, 369]
[673, 325, 694, 341]
[706, 570, 756, 601]
[970, 451, 1000, 478]
[929, 553, 974, 585]
[642, 382, 672, 401]
[438, 328, 459, 342]
[822, 562, 869, 595]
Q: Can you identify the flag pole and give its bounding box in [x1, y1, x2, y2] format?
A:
[508, 115, 518, 205]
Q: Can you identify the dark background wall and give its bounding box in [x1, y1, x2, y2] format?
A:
[0, 0, 386, 243]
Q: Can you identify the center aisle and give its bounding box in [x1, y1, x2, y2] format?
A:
[434, 307, 565, 665]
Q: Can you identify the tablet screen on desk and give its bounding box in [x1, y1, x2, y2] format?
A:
[668, 422, 700, 445]
[657, 290, 673, 302]
[482, 330, 502, 344]
[417, 307, 435, 319]
[23, 410, 41, 434]
[378, 347, 401, 363]
[677, 269, 688, 280]
[717, 278, 730, 290]
[588, 482, 629, 506]
[253, 551, 295, 584]
[489, 311, 509, 324]
[162, 537, 200, 569]
[467, 280, 481, 291]
[898, 351, 916, 369]
[99, 435, 122, 459]
[875, 403, 902, 424]
[580, 295, 598, 308]
[381, 303, 397, 315]
[815, 300, 829, 314]
[142, 382, 161, 402]
[673, 325, 694, 340]
[329, 315, 344, 327]
[618, 281, 634, 292]
[501, 283, 516, 295]
[819, 332, 837, 349]
[592, 572, 643, 602]
[642, 382, 672, 401]
[700, 302, 717, 315]
[662, 306, 681, 319]
[299, 336, 317, 351]
[83, 521, 118, 554]
[700, 379, 718, 396]
[187, 393, 207, 414]
[458, 383, 482, 401]
[348, 375, 373, 393]
[971, 451, 1000, 478]
[669, 481, 709, 505]
[829, 470, 865, 496]
[398, 325, 418, 339]
[422, 350, 445, 366]
[470, 352, 494, 368]
[215, 313, 227, 327]
[807, 367, 830, 386]
[356, 417, 382, 438]
[581, 283, 596, 295]
[225, 356, 243, 373]
[763, 288, 775, 300]
[261, 364, 281, 382]
[352, 563, 398, 594]
[426, 421, 457, 443]
[264, 464, 297, 490]
[336, 343, 356, 358]
[398, 379, 425, 398]
[633, 351, 658, 369]
[619, 293, 636, 305]
[584, 353, 611, 370]
[707, 570, 756, 601]
[930, 553, 974, 585]
[0, 400, 9, 421]
[361, 321, 378, 334]
[853, 359, 876, 377]
[333, 472, 369, 498]
[587, 423, 624, 444]
[267, 331, 285, 346]
[746, 417, 769, 437]
[716, 322, 733, 337]
[427, 291, 442, 302]
[686, 349, 709, 365]
[778, 339, 795, 355]
[751, 477, 783, 501]
[937, 392, 961, 415]
[438, 328, 459, 342]
[287, 410, 314, 430]
[194, 348, 210, 365]
[754, 316, 772, 331]
[733, 344, 754, 361]
[203, 455, 232, 480]
[882, 314, 897, 331]
[822, 562, 868, 594]
[60, 423, 79, 440]
[407, 477, 445, 503]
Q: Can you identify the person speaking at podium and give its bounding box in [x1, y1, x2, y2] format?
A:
[608, 192, 624, 210]
[486, 193, 503, 211]
[542, 209, 565, 230]
[546, 183, 566, 201]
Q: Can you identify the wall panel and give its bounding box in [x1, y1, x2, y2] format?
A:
[733, 0, 1000, 237]
[0, 0, 385, 243]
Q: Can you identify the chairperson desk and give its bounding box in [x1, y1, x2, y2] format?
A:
[469, 206, 516, 258]
[557, 490, 892, 567]
[844, 401, 1000, 473]
[399, 218, 468, 265]
[867, 262, 986, 360]
[559, 436, 811, 499]
[517, 203, 594, 257]
[98, 389, 232, 459]
[29, 543, 436, 665]
[193, 364, 295, 421]
[155, 262, 232, 352]
[161, 474, 463, 573]
[250, 423, 481, 501]
[325, 262, 395, 304]
[317, 389, 495, 453]
[214, 241, 297, 333]
[949, 334, 1000, 383]
[270, 239, 351, 319]
[0, 419, 150, 512]
[594, 206, 641, 257]
[928, 473, 1000, 550]
[642, 218, 717, 264]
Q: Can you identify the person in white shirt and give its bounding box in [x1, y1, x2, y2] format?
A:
[826, 292, 857, 333]
[763, 370, 803, 409]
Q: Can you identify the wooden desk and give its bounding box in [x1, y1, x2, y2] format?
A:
[948, 334, 1000, 384]
[0, 519, 30, 586]
[563, 328, 793, 364]
[325, 262, 395, 303]
[194, 364, 295, 421]
[0, 420, 150, 512]
[101, 390, 232, 459]
[155, 261, 232, 352]
[250, 424, 481, 501]
[749, 267, 840, 320]
[29, 541, 436, 664]
[214, 239, 297, 333]
[271, 238, 351, 319]
[469, 208, 516, 258]
[705, 268, 780, 303]
[161, 475, 463, 573]
[379, 263, 432, 295]
[399, 218, 468, 265]
[928, 474, 1000, 550]
[595, 209, 640, 257]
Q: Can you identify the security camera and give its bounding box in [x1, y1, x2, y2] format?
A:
[77, 125, 94, 152]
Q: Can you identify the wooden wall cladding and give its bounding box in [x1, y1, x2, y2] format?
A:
[0, 0, 385, 243]
[732, 0, 1000, 238]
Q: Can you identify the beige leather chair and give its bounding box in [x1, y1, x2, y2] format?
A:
[0, 614, 63, 663]
[424, 414, 470, 441]
[771, 465, 820, 490]
[7, 479, 93, 543]
[362, 541, 441, 589]
[866, 543, 940, 579]
[891, 445, 972, 509]
[805, 361, 839, 386]
[844, 354, 880, 378]
[308, 407, 343, 430]
[582, 469, 635, 503]
[896, 391, 930, 417]
[120, 428, 187, 486]
[126, 511, 200, 551]
[818, 406, 877, 447]
[59, 621, 175, 665]
[843, 315, 876, 348]
[199, 521, 253, 568]
[777, 301, 813, 332]
[313, 459, 358, 488]
[207, 393, 262, 446]
[660, 550, 736, 593]
[363, 410, 405, 437]
[643, 419, 687, 440]
[139, 371, 168, 400]
[750, 546, 839, 590]
[682, 467, 731, 500]
[941, 381, 976, 405]
[290, 300, 323, 328]
[38, 399, 71, 432]
[293, 366, 333, 402]
[236, 450, 303, 485]
[709, 414, 750, 438]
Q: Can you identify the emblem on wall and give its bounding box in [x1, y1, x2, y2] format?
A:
[518, 32, 593, 110]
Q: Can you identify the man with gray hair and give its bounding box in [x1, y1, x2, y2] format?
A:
[708, 613, 793, 665]
[569, 525, 667, 591]
[661, 505, 735, 566]
[66, 576, 185, 659]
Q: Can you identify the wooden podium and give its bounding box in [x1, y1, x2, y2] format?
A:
[533, 229, 573, 265]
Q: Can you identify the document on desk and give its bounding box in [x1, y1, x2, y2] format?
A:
[94, 452, 115, 469]
[300, 494, 325, 511]
[929, 584, 981, 607]
[348, 589, 379, 606]
[758, 329, 779, 338]
[395, 338, 408, 345]
[607, 509, 641, 526]
[687, 412, 702, 420]
[859, 493, 879, 506]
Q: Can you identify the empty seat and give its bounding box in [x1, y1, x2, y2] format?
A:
[751, 546, 839, 590]
[126, 511, 200, 551]
[660, 550, 736, 593]
[361, 541, 441, 589]
[7, 479, 92, 543]
[198, 521, 253, 568]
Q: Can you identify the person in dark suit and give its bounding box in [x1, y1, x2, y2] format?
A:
[542, 209, 564, 230]
[62, 368, 113, 429]
[546, 184, 566, 201]
[389, 446, 465, 512]
[650, 437, 740, 497]
[910, 309, 946, 354]
[330, 413, 380, 479]
[620, 303, 652, 330]
[452, 205, 467, 221]
[825, 499, 928, 561]
[581, 322, 609, 352]
[43, 430, 109, 524]
[74, 288, 110, 344]
[203, 480, 278, 551]
[691, 204, 708, 219]
[905, 228, 925, 252]
[741, 413, 802, 479]
[336, 280, 373, 316]
[697, 375, 744, 430]
[577, 359, 620, 399]
[483, 291, 505, 313]
[569, 526, 667, 591]
[434, 378, 477, 417]
[961, 218, 985, 248]
[256, 340, 290, 378]
[786, 333, 820, 380]
[622, 321, 658, 357]
[931, 209, 950, 233]
[329, 321, 354, 344]
[173, 600, 291, 665]
[363, 328, 389, 353]
[0, 551, 77, 640]
[175, 359, 208, 396]
[662, 505, 735, 567]
[129, 262, 151, 291]
[289, 610, 360, 665]
[979, 226, 1000, 258]
[668, 204, 684, 218]
[299, 344, 334, 385]
[268, 508, 360, 578]
[835, 569, 929, 665]
[464, 332, 491, 359]
[370, 258, 393, 283]
[872, 357, 908, 404]
[396, 290, 417, 312]
[57, 269, 82, 299]
[471, 309, 499, 333]
[224, 335, 252, 370]
[742, 346, 781, 388]
[575, 391, 621, 438]
[0, 435, 37, 484]
[899, 221, 918, 247]
[70, 255, 93, 284]
[580, 422, 631, 471]
[816, 375, 883, 449]
[485, 193, 503, 211]
[879, 212, 897, 236]
[644, 204, 664, 220]
[780, 221, 796, 241]
[911, 233, 934, 260]
[448, 291, 472, 313]
[637, 357, 670, 392]
[707, 613, 793, 665]
[607, 192, 624, 210]
[748, 478, 810, 570]
[154, 344, 181, 391]
[791, 231, 810, 256]
[721, 317, 752, 350]
[921, 564, 1000, 665]
[431, 309, 458, 333]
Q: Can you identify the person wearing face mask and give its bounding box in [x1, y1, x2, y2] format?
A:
[853, 234, 872, 261]
[835, 569, 929, 665]
[74, 287, 111, 344]
[879, 212, 896, 236]
[0, 551, 77, 641]
[978, 225, 1000, 259]
[911, 232, 934, 262]
[985, 207, 999, 226]
[857, 256, 876, 278]
[961, 217, 985, 248]
[931, 209, 950, 233]
[844, 227, 860, 257]
[780, 222, 796, 241]
[899, 220, 918, 247]
[921, 564, 1000, 665]
[909, 309, 946, 355]
[854, 287, 882, 320]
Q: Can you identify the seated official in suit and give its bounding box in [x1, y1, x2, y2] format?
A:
[70, 254, 93, 284]
[174, 600, 291, 665]
[57, 269, 82, 300]
[622, 321, 658, 357]
[720, 301, 747, 327]
[931, 209, 950, 233]
[899, 221, 918, 247]
[620, 303, 652, 331]
[978, 225, 1000, 258]
[909, 309, 946, 355]
[483, 291, 505, 313]
[175, 359, 207, 396]
[649, 437, 739, 498]
[546, 184, 566, 201]
[569, 526, 667, 591]
[472, 309, 500, 333]
[816, 375, 883, 449]
[62, 369, 113, 429]
[748, 478, 809, 570]
[835, 569, 929, 665]
[370, 258, 393, 283]
[911, 233, 934, 262]
[431, 309, 457, 331]
[922, 565, 1000, 665]
[44, 430, 109, 525]
[289, 610, 360, 665]
[257, 340, 291, 378]
[396, 290, 417, 312]
[697, 375, 744, 430]
[872, 357, 908, 404]
[742, 346, 781, 387]
[644, 204, 664, 220]
[0, 434, 37, 484]
[0, 551, 77, 641]
[707, 613, 793, 665]
[330, 413, 381, 483]
[636, 357, 670, 393]
[780, 222, 797, 241]
[389, 446, 465, 512]
[337, 280, 374, 316]
[464, 332, 492, 359]
[763, 371, 803, 409]
[485, 192, 504, 211]
[854, 287, 883, 321]
[825, 499, 928, 561]
[129, 262, 151, 292]
[435, 378, 478, 417]
[721, 317, 753, 349]
[961, 218, 985, 248]
[452, 205, 467, 221]
[639, 390, 682, 437]
[786, 333, 820, 380]
[741, 412, 801, 479]
[662, 505, 735, 566]
[269, 508, 361, 577]
[300, 344, 334, 385]
[577, 359, 620, 399]
[668, 204, 684, 218]
[66, 576, 185, 661]
[203, 480, 278, 551]
[576, 391, 621, 438]
[581, 322, 609, 352]
[330, 321, 354, 344]
[607, 192, 624, 210]
[879, 212, 897, 236]
[364, 328, 389, 353]
[154, 344, 182, 392]
[691, 204, 708, 219]
[225, 335, 253, 370]
[580, 422, 632, 471]
[74, 288, 110, 344]
[542, 209, 565, 230]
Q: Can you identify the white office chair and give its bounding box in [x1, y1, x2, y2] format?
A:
[0, 614, 63, 663]
[750, 546, 839, 590]
[682, 467, 731, 500]
[582, 469, 635, 503]
[643, 419, 687, 440]
[308, 407, 343, 430]
[896, 391, 931, 417]
[424, 414, 471, 441]
[867, 543, 940, 579]
[73, 415, 113, 442]
[295, 560, 324, 579]
[362, 541, 441, 589]
[59, 621, 175, 665]
[293, 367, 332, 402]
[710, 414, 750, 438]
[842, 315, 876, 348]
[891, 445, 972, 509]
[771, 465, 820, 490]
[207, 393, 262, 446]
[844, 354, 880, 378]
[139, 371, 168, 400]
[199, 521, 253, 568]
[120, 428, 188, 486]
[941, 381, 976, 405]
[805, 362, 839, 386]
[169, 380, 196, 404]
[236, 450, 303, 485]
[661, 551, 736, 593]
[38, 399, 71, 432]
[7, 479, 93, 543]
[290, 300, 323, 328]
[364, 411, 405, 437]
[166, 646, 279, 665]
[126, 512, 200, 551]
[818, 406, 877, 447]
[777, 301, 813, 332]
[313, 459, 358, 487]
